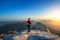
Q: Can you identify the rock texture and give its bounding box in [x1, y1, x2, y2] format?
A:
[3, 30, 59, 40]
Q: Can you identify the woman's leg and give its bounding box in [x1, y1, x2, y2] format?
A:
[28, 25, 30, 33]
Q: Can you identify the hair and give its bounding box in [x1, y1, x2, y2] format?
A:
[28, 18, 31, 21]
[28, 18, 30, 19]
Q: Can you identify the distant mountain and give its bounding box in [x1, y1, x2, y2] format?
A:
[0, 21, 37, 33]
[32, 22, 48, 32]
[0, 21, 27, 33]
[0, 21, 22, 25]
[0, 21, 48, 34]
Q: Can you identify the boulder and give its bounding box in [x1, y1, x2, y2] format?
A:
[0, 34, 5, 38]
[7, 31, 17, 34]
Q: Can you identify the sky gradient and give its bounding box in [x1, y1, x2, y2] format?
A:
[0, 0, 60, 21]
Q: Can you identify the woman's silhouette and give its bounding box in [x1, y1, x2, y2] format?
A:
[27, 18, 32, 34]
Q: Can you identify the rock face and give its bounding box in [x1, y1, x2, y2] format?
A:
[3, 34, 15, 40]
[28, 31, 58, 40]
[0, 38, 3, 40]
[3, 30, 58, 40]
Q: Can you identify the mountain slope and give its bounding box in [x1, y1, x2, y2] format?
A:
[3, 30, 58, 40]
[0, 21, 27, 33]
[32, 22, 48, 32]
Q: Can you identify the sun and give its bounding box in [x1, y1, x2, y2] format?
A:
[45, 6, 60, 21]
[46, 6, 60, 26]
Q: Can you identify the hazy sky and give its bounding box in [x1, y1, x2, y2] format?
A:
[0, 0, 60, 21]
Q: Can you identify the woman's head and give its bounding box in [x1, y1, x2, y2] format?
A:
[28, 18, 31, 21]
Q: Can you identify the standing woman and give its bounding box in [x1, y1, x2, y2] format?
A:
[27, 18, 32, 33]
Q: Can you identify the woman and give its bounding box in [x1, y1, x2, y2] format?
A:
[27, 18, 32, 33]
